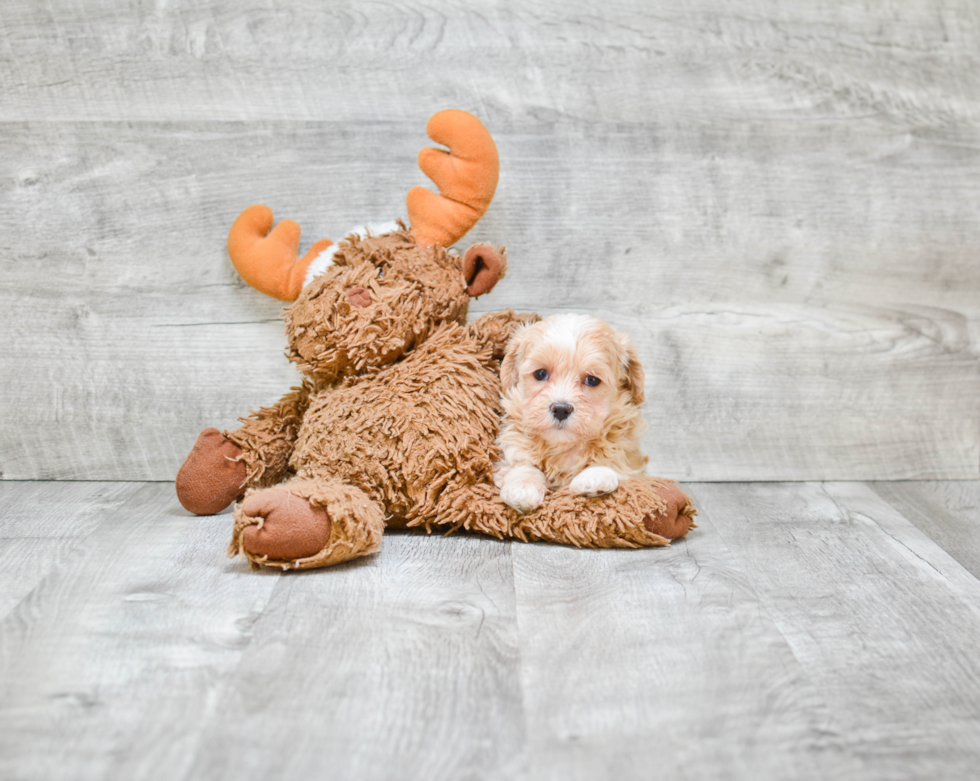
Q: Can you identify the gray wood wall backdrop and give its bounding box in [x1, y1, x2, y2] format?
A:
[1, 0, 978, 482]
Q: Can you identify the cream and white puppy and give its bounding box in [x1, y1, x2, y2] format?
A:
[495, 313, 648, 514]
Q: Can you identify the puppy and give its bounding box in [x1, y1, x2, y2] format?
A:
[495, 313, 647, 513]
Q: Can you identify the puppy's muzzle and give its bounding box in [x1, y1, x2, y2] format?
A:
[550, 402, 574, 423]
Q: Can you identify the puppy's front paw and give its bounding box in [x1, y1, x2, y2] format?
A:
[500, 467, 547, 514]
[570, 466, 620, 497]
[501, 481, 546, 514]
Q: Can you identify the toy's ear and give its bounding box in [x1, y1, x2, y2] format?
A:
[499, 322, 530, 391]
[462, 244, 506, 297]
[621, 336, 646, 405]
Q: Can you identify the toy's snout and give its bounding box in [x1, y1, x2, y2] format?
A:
[347, 287, 372, 307]
[463, 244, 506, 298]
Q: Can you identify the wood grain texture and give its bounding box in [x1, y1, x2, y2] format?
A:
[2, 0, 978, 124]
[185, 532, 526, 781]
[0, 482, 525, 781]
[2, 0, 979, 480]
[694, 481, 980, 778]
[0, 483, 281, 781]
[868, 480, 980, 580]
[5, 481, 980, 779]
[510, 523, 859, 780]
[0, 481, 139, 618]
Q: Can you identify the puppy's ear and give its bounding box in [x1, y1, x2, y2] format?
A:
[620, 336, 645, 405]
[499, 323, 530, 390]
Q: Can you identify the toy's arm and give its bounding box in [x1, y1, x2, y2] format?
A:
[466, 309, 540, 363]
[176, 381, 315, 515]
[225, 380, 314, 488]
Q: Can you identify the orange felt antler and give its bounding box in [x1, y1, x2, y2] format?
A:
[227, 205, 333, 302]
[407, 110, 499, 248]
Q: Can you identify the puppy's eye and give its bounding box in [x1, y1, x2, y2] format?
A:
[585, 375, 601, 387]
[533, 369, 549, 381]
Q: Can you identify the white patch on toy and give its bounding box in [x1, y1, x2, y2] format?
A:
[304, 243, 340, 286]
[347, 221, 401, 240]
[303, 221, 403, 287]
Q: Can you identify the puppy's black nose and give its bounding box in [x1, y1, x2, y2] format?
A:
[550, 402, 574, 422]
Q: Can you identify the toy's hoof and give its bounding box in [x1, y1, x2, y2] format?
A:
[240, 490, 332, 561]
[176, 428, 247, 515]
[643, 483, 695, 540]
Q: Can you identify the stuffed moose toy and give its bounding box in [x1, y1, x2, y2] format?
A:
[176, 109, 696, 570]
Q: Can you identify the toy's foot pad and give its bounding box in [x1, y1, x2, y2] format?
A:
[643, 482, 697, 540]
[176, 428, 248, 515]
[239, 490, 332, 561]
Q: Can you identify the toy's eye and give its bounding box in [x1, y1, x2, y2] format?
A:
[377, 266, 385, 277]
[533, 369, 549, 381]
[585, 375, 601, 387]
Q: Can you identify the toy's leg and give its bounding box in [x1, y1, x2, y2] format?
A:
[513, 476, 696, 547]
[422, 475, 696, 549]
[228, 477, 385, 571]
[645, 480, 697, 540]
[175, 428, 248, 515]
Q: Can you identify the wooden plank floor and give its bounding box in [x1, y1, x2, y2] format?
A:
[2, 481, 979, 780]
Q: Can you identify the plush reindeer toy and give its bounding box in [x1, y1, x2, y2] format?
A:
[176, 110, 695, 571]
